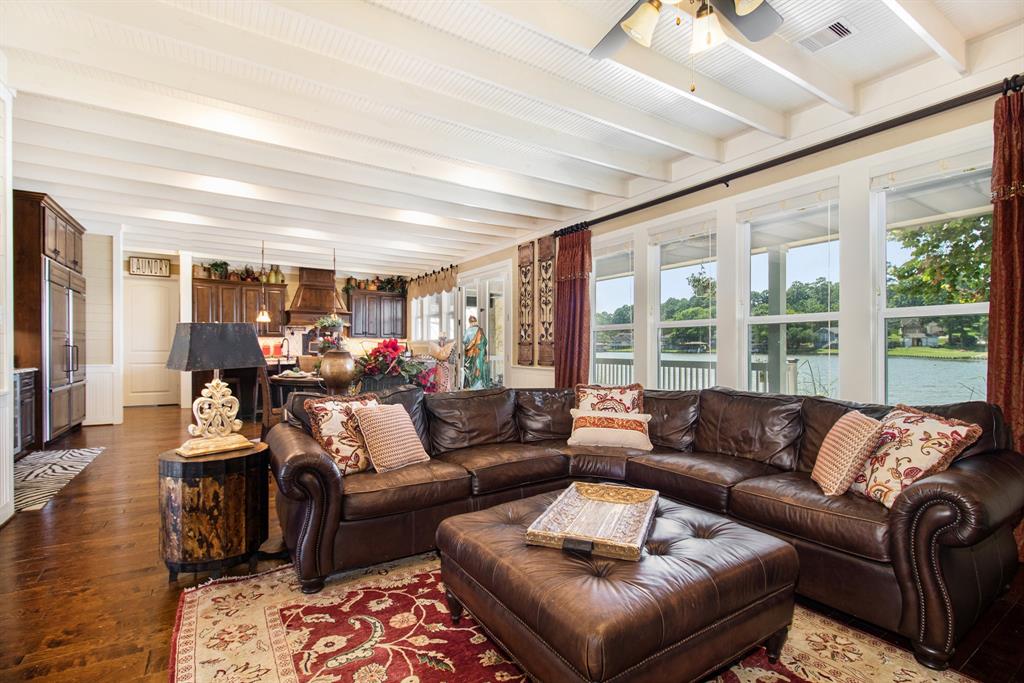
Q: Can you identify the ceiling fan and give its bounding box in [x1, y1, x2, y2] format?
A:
[591, 0, 783, 58]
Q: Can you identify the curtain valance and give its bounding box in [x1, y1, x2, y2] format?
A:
[408, 265, 458, 300]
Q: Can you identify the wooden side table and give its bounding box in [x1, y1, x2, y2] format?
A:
[158, 442, 269, 581]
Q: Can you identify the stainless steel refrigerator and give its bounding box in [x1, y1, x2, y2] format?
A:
[43, 260, 87, 442]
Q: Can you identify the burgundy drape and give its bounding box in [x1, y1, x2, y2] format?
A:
[988, 89, 1024, 559]
[554, 228, 592, 388]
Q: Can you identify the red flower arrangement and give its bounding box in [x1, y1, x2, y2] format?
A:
[358, 338, 406, 377]
[416, 365, 438, 393]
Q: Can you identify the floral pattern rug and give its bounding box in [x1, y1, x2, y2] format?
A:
[171, 554, 976, 683]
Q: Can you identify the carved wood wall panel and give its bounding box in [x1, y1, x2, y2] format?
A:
[517, 241, 535, 365]
[536, 235, 556, 367]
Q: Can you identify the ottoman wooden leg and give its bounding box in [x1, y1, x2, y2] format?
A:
[765, 626, 789, 664]
[445, 589, 464, 624]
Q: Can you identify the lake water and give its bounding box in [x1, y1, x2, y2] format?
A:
[595, 352, 987, 405]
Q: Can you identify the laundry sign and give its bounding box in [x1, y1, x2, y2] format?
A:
[129, 256, 171, 277]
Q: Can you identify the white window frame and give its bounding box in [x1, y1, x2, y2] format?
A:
[651, 217, 719, 390]
[590, 237, 640, 386]
[741, 185, 841, 397]
[411, 291, 457, 342]
[872, 154, 993, 404]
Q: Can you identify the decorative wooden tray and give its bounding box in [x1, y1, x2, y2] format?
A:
[525, 483, 659, 561]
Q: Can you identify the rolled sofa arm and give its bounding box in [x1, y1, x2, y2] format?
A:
[266, 423, 342, 593]
[889, 449, 1024, 666]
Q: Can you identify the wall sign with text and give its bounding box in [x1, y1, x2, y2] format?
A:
[129, 256, 171, 277]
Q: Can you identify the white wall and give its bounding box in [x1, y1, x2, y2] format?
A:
[82, 227, 123, 425]
[0, 51, 15, 525]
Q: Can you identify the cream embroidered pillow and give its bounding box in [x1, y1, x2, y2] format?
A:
[850, 405, 982, 508]
[575, 383, 644, 413]
[305, 395, 378, 475]
[811, 411, 884, 496]
[354, 404, 431, 473]
[567, 409, 653, 450]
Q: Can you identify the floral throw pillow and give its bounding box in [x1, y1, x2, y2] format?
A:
[849, 405, 982, 508]
[575, 383, 644, 413]
[305, 395, 379, 475]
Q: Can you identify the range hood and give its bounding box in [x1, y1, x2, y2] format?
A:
[286, 267, 349, 327]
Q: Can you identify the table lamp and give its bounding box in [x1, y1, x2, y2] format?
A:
[166, 322, 268, 457]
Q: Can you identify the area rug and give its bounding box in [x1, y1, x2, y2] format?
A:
[13, 447, 104, 511]
[171, 554, 975, 683]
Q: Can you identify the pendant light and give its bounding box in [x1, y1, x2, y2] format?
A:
[620, 0, 662, 48]
[690, 0, 727, 54]
[255, 240, 271, 324]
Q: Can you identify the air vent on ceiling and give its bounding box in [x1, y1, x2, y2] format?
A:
[797, 19, 856, 53]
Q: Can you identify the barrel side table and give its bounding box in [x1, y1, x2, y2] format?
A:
[158, 442, 269, 581]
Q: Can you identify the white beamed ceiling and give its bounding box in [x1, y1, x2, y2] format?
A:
[0, 0, 1021, 275]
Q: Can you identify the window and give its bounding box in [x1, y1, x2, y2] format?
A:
[880, 168, 991, 404]
[746, 191, 840, 397]
[655, 221, 717, 390]
[592, 245, 635, 385]
[411, 291, 456, 342]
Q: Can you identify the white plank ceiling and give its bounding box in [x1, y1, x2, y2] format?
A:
[0, 0, 1021, 275]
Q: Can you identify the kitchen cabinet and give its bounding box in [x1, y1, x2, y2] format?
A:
[13, 370, 37, 459]
[191, 279, 288, 335]
[39, 201, 85, 273]
[349, 290, 405, 338]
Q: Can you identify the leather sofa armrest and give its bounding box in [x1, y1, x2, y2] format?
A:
[267, 423, 342, 500]
[265, 423, 342, 593]
[891, 449, 1024, 548]
[889, 449, 1024, 665]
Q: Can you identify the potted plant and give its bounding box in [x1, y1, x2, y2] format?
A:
[315, 314, 346, 335]
[208, 261, 229, 280]
[356, 339, 423, 393]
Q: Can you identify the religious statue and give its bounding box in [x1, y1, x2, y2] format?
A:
[463, 315, 489, 389]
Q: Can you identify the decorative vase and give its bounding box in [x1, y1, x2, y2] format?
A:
[192, 264, 206, 279]
[319, 347, 357, 396]
[228, 271, 241, 281]
[269, 265, 281, 284]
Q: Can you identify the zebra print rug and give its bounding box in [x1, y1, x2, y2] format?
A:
[14, 447, 105, 511]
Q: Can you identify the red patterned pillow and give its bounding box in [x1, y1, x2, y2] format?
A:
[575, 383, 644, 413]
[304, 394, 378, 475]
[849, 405, 982, 508]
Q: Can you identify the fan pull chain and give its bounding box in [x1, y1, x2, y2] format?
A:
[676, 15, 698, 93]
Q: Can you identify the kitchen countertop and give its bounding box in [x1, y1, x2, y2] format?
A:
[13, 368, 38, 374]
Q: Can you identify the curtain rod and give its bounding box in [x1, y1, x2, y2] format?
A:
[552, 74, 1020, 236]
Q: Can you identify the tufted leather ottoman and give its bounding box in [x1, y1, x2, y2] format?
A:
[437, 490, 798, 683]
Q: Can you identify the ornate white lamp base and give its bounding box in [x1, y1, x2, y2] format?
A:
[175, 377, 253, 457]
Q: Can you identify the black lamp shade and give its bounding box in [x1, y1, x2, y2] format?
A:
[166, 323, 268, 371]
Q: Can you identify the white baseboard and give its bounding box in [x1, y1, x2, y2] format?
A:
[84, 364, 117, 425]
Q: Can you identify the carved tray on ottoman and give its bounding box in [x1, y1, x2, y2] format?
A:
[437, 490, 799, 683]
[525, 482, 658, 561]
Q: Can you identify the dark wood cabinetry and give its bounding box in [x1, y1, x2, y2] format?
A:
[191, 279, 288, 335]
[349, 290, 406, 338]
[14, 191, 88, 450]
[13, 371, 37, 460]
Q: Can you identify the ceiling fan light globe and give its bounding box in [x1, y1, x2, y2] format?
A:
[689, 2, 728, 54]
[734, 0, 764, 16]
[620, 0, 661, 48]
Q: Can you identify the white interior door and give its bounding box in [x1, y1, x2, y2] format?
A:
[124, 276, 180, 406]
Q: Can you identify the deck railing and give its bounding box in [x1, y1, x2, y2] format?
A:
[592, 357, 798, 392]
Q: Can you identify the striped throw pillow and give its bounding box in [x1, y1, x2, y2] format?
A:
[354, 404, 430, 473]
[567, 409, 653, 450]
[811, 411, 883, 496]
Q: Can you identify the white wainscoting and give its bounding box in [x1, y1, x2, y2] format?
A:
[506, 365, 555, 389]
[0, 390, 13, 525]
[84, 364, 117, 425]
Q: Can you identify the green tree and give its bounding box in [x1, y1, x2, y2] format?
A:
[887, 214, 991, 350]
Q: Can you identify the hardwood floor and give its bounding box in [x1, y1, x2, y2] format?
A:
[0, 407, 286, 682]
[0, 406, 1021, 681]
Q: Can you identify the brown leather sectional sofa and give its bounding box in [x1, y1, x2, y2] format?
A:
[267, 384, 1024, 670]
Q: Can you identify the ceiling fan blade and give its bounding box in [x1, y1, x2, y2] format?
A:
[589, 0, 645, 59]
[709, 0, 783, 42]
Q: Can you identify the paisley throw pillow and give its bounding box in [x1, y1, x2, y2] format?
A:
[575, 383, 644, 413]
[567, 409, 653, 450]
[305, 394, 379, 475]
[849, 404, 981, 508]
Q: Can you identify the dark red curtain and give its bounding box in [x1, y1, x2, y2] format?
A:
[554, 227, 592, 388]
[989, 88, 1024, 558]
